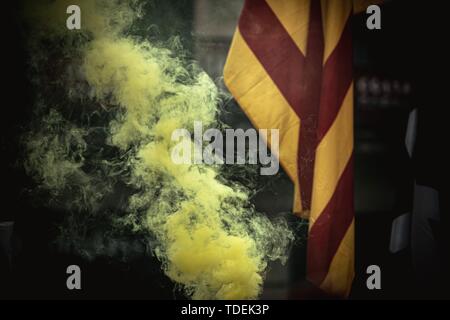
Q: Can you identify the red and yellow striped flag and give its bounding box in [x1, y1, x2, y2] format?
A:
[224, 0, 358, 297]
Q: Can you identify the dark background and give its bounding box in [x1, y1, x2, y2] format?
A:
[1, 0, 449, 299]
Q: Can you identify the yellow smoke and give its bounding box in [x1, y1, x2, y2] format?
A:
[23, 0, 293, 299]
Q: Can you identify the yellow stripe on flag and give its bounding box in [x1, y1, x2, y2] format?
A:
[224, 29, 301, 187]
[310, 84, 353, 226]
[321, 0, 353, 62]
[266, 0, 310, 55]
[320, 220, 355, 296]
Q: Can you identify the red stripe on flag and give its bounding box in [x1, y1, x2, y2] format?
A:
[307, 155, 354, 285]
[296, 0, 324, 210]
[317, 16, 353, 141]
[238, 0, 305, 117]
[306, 13, 353, 287]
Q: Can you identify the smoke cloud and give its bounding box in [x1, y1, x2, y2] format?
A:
[21, 0, 293, 299]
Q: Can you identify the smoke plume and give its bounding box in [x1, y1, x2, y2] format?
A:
[22, 0, 293, 299]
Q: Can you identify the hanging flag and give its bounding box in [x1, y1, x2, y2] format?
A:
[224, 0, 365, 297]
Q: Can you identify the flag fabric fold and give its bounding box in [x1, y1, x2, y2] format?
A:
[224, 0, 356, 297]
